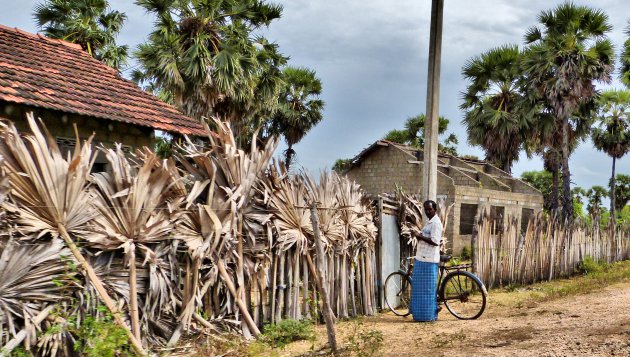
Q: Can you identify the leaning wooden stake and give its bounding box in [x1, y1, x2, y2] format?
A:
[57, 224, 147, 356]
[128, 245, 141, 341]
[217, 260, 261, 336]
[309, 202, 338, 354]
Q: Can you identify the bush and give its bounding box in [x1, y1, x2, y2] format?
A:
[347, 319, 383, 357]
[72, 310, 132, 357]
[577, 256, 605, 275]
[259, 319, 314, 349]
[460, 246, 471, 260]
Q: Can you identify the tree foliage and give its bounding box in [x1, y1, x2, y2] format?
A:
[522, 2, 614, 220]
[613, 174, 630, 214]
[34, 0, 128, 70]
[586, 186, 609, 217]
[267, 67, 324, 170]
[592, 89, 630, 217]
[621, 21, 630, 87]
[383, 114, 458, 155]
[332, 158, 352, 173]
[133, 0, 286, 133]
[521, 170, 553, 211]
[461, 45, 537, 173]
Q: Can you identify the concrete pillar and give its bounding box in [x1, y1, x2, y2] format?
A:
[422, 0, 444, 201]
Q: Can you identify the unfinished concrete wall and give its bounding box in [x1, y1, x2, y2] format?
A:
[346, 143, 544, 257]
[451, 185, 543, 255]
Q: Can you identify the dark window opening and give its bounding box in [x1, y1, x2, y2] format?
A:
[459, 203, 478, 235]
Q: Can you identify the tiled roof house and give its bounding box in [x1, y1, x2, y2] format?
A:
[0, 25, 205, 170]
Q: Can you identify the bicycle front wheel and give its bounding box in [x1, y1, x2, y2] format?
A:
[439, 271, 487, 320]
[384, 271, 412, 316]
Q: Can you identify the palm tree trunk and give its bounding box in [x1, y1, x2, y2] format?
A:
[610, 157, 616, 220]
[285, 145, 294, 171]
[128, 246, 141, 341]
[561, 117, 573, 222]
[550, 153, 560, 212]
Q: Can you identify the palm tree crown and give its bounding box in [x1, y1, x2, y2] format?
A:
[268, 67, 324, 170]
[33, 0, 128, 70]
[133, 0, 286, 132]
[461, 45, 536, 173]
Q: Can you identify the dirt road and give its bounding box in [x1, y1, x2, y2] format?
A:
[283, 281, 630, 356]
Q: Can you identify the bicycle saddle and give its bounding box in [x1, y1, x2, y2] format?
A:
[440, 254, 452, 262]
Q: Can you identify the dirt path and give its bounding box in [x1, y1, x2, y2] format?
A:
[283, 281, 630, 356]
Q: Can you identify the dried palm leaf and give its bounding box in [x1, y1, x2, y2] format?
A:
[0, 239, 72, 344]
[174, 118, 276, 337]
[263, 165, 312, 254]
[304, 172, 345, 253]
[0, 113, 96, 240]
[85, 145, 176, 340]
[0, 113, 145, 355]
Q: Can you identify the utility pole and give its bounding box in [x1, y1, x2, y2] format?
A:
[422, 0, 444, 201]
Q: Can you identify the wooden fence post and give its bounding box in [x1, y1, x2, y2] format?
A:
[309, 202, 338, 354]
[471, 213, 478, 276]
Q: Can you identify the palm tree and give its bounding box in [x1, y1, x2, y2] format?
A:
[522, 2, 614, 221]
[267, 67, 324, 170]
[383, 114, 458, 155]
[461, 45, 537, 173]
[621, 21, 630, 86]
[133, 0, 286, 139]
[586, 185, 608, 217]
[33, 0, 128, 70]
[592, 89, 630, 218]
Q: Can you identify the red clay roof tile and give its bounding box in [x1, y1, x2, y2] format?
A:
[0, 25, 205, 136]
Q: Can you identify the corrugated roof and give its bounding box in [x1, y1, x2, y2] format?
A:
[0, 25, 206, 136]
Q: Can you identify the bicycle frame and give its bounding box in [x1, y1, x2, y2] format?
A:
[400, 257, 476, 302]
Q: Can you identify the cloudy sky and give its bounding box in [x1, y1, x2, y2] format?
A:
[1, 0, 629, 193]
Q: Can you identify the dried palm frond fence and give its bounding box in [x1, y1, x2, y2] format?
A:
[0, 114, 377, 355]
[473, 210, 630, 289]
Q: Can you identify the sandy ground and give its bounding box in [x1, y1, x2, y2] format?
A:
[281, 281, 630, 356]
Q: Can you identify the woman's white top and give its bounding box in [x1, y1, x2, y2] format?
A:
[414, 214, 443, 263]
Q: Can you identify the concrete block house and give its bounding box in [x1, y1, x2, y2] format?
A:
[344, 140, 544, 254]
[0, 25, 205, 172]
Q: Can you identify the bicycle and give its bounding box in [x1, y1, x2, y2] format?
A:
[384, 254, 487, 319]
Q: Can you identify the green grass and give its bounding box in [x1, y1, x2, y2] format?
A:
[258, 319, 315, 349]
[502, 259, 630, 305]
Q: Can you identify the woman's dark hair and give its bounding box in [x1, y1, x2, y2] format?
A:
[423, 200, 437, 210]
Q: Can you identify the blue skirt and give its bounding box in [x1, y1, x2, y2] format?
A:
[410, 260, 438, 321]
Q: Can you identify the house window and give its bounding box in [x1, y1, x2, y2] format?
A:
[521, 208, 534, 234]
[490, 206, 505, 233]
[459, 203, 478, 235]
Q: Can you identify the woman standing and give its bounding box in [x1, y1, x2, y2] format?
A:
[410, 200, 443, 321]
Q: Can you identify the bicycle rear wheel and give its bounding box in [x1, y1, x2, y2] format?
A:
[439, 271, 487, 320]
[384, 271, 412, 316]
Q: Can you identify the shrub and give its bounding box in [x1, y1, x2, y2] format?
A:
[259, 319, 314, 349]
[72, 310, 132, 357]
[577, 256, 604, 275]
[347, 319, 383, 357]
[460, 246, 471, 260]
